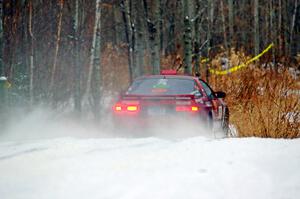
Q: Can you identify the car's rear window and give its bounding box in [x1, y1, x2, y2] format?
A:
[127, 78, 198, 95]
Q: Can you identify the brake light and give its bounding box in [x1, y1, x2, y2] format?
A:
[114, 104, 122, 112]
[127, 105, 138, 112]
[160, 69, 177, 75]
[113, 103, 140, 114]
[176, 106, 199, 112]
[191, 106, 199, 112]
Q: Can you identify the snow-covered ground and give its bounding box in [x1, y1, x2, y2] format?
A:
[0, 109, 300, 199]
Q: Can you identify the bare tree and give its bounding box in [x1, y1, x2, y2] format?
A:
[143, 0, 161, 75]
[86, 0, 102, 119]
[254, 0, 259, 55]
[207, 0, 214, 55]
[165, 1, 176, 55]
[2, 0, 13, 78]
[72, 0, 82, 114]
[0, 0, 299, 115]
[290, 0, 298, 55]
[28, 0, 34, 106]
[121, 0, 134, 82]
[133, 0, 145, 77]
[228, 0, 234, 47]
[283, 0, 289, 56]
[50, 0, 64, 92]
[278, 0, 283, 56]
[193, 0, 201, 75]
[0, 0, 3, 75]
[269, 0, 276, 65]
[220, 0, 228, 52]
[183, 0, 192, 75]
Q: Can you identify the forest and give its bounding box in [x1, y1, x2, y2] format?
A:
[0, 0, 299, 137]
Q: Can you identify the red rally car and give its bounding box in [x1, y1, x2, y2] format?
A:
[112, 70, 229, 134]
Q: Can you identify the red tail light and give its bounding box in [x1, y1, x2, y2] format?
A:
[113, 103, 139, 114]
[191, 106, 199, 112]
[127, 105, 138, 112]
[114, 104, 123, 112]
[176, 106, 199, 112]
[160, 69, 177, 75]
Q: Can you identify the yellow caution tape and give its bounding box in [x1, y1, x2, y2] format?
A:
[209, 43, 274, 75]
[201, 58, 209, 63]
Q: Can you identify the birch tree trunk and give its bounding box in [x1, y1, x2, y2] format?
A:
[254, 0, 260, 55]
[73, 0, 82, 113]
[50, 0, 64, 92]
[0, 0, 3, 75]
[87, 0, 101, 119]
[183, 0, 192, 75]
[28, 0, 34, 106]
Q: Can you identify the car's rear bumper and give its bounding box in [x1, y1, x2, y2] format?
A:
[112, 111, 208, 129]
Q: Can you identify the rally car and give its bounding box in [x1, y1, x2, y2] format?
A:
[112, 70, 229, 135]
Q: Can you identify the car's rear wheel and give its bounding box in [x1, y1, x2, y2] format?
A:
[222, 108, 230, 137]
[206, 111, 213, 130]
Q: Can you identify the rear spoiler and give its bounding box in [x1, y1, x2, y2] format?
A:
[121, 94, 195, 100]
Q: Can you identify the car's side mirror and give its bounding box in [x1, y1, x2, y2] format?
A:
[214, 91, 226, 98]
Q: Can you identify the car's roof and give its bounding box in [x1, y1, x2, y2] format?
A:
[135, 75, 197, 81]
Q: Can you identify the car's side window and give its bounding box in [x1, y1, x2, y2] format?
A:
[199, 80, 214, 100]
[191, 82, 203, 97]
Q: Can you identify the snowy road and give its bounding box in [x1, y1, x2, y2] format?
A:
[0, 136, 300, 199]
